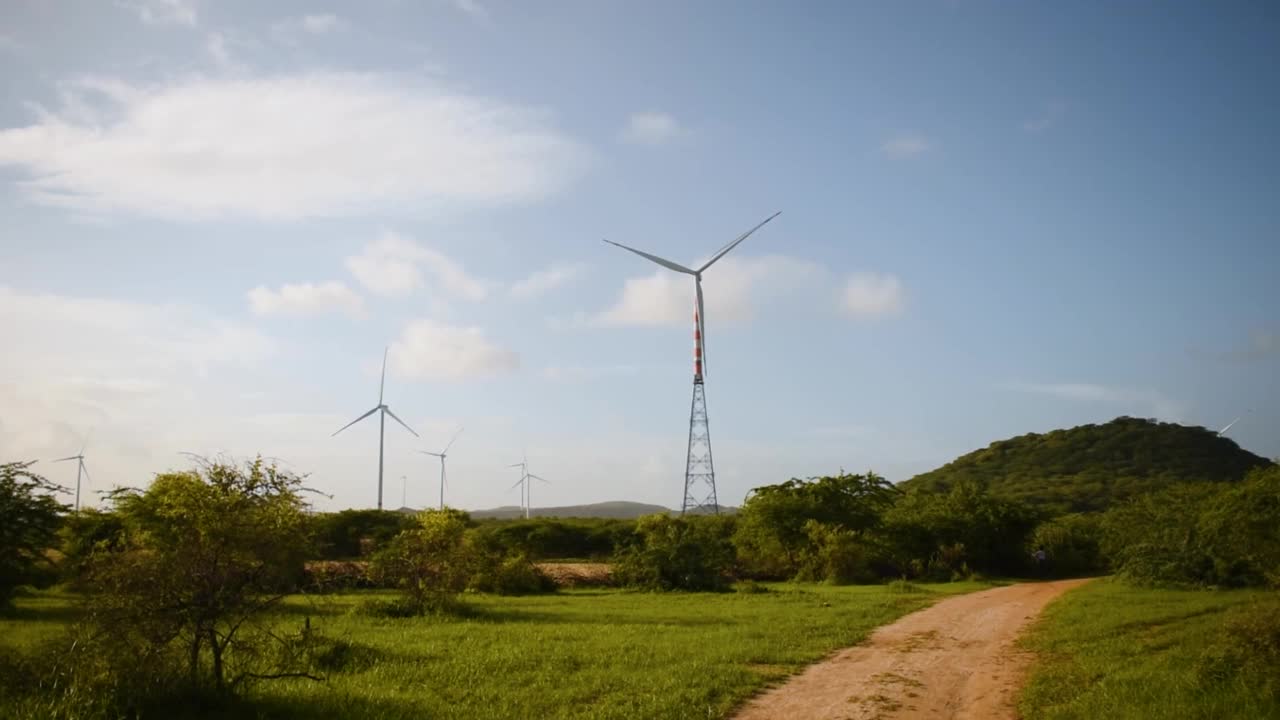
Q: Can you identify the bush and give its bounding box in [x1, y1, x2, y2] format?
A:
[795, 520, 878, 585]
[470, 553, 556, 596]
[613, 514, 736, 591]
[369, 509, 473, 614]
[1027, 513, 1106, 578]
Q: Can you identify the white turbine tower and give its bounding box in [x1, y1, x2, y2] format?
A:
[603, 211, 781, 514]
[332, 348, 419, 510]
[421, 427, 463, 510]
[508, 456, 549, 519]
[53, 435, 92, 512]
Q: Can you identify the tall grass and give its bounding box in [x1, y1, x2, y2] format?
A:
[2, 582, 984, 719]
[1018, 580, 1280, 720]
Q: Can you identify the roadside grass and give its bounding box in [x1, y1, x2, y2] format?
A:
[1, 581, 985, 719]
[1018, 579, 1280, 720]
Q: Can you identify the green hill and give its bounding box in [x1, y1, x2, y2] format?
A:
[469, 501, 674, 520]
[900, 416, 1273, 514]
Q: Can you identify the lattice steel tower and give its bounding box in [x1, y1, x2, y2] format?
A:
[602, 211, 781, 517]
[683, 307, 718, 513]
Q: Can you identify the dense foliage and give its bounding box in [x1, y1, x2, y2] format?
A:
[0, 461, 66, 608]
[308, 509, 416, 559]
[902, 417, 1272, 513]
[368, 509, 475, 613]
[1102, 465, 1280, 588]
[613, 514, 736, 591]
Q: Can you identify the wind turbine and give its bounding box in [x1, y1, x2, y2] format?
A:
[1218, 410, 1251, 437]
[507, 456, 549, 519]
[332, 348, 419, 510]
[53, 434, 92, 512]
[421, 426, 463, 510]
[602, 211, 781, 514]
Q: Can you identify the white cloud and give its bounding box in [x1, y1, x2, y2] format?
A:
[510, 262, 585, 299]
[1024, 100, 1067, 133]
[117, 0, 198, 26]
[247, 282, 364, 318]
[346, 231, 490, 300]
[540, 365, 638, 382]
[596, 255, 818, 327]
[621, 111, 684, 145]
[0, 73, 589, 220]
[302, 14, 345, 33]
[449, 0, 488, 20]
[881, 133, 931, 158]
[1002, 381, 1183, 420]
[389, 319, 518, 381]
[205, 32, 233, 69]
[840, 272, 904, 318]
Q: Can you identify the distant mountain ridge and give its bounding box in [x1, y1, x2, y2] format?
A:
[469, 500, 673, 520]
[900, 416, 1273, 514]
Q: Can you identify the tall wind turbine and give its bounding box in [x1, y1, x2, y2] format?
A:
[603, 211, 781, 515]
[332, 348, 419, 510]
[53, 436, 92, 512]
[508, 456, 549, 519]
[421, 427, 463, 510]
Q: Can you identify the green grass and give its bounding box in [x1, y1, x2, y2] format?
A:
[1, 581, 985, 719]
[1018, 579, 1280, 720]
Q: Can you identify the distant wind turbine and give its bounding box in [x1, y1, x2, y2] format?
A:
[332, 348, 419, 510]
[53, 433, 92, 511]
[421, 426, 463, 510]
[508, 456, 549, 519]
[1218, 410, 1252, 437]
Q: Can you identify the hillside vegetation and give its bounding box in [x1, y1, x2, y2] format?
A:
[901, 417, 1272, 513]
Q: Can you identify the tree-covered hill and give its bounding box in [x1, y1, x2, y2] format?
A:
[900, 417, 1273, 514]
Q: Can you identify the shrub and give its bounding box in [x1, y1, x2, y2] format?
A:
[613, 514, 735, 591]
[795, 520, 878, 585]
[1026, 513, 1106, 578]
[369, 509, 473, 614]
[470, 553, 556, 595]
[1, 461, 66, 609]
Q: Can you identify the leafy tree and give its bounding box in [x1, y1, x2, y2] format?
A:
[1025, 513, 1106, 577]
[83, 458, 317, 695]
[733, 472, 898, 578]
[309, 509, 416, 559]
[884, 481, 1039, 578]
[0, 461, 66, 609]
[369, 508, 474, 613]
[613, 514, 736, 591]
[58, 507, 126, 586]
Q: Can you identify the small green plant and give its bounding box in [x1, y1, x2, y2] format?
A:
[369, 508, 473, 614]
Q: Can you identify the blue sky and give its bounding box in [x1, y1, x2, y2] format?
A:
[1, 1, 1276, 512]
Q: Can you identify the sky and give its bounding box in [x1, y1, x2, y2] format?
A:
[1, 0, 1277, 513]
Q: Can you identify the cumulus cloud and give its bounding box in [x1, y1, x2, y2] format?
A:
[881, 133, 931, 158]
[1002, 381, 1183, 421]
[510, 262, 585, 299]
[247, 282, 364, 318]
[839, 273, 904, 318]
[389, 319, 518, 381]
[117, 0, 197, 26]
[346, 232, 490, 300]
[302, 14, 344, 33]
[0, 73, 589, 220]
[596, 255, 819, 328]
[620, 111, 684, 145]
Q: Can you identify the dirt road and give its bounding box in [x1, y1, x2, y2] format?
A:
[734, 579, 1090, 720]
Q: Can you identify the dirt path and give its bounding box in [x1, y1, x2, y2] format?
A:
[735, 579, 1090, 720]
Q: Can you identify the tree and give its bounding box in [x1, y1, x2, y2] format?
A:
[613, 514, 736, 591]
[369, 508, 474, 614]
[0, 461, 66, 609]
[84, 458, 316, 694]
[733, 473, 898, 578]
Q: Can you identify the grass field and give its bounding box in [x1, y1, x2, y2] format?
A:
[1018, 580, 1280, 720]
[1, 581, 985, 719]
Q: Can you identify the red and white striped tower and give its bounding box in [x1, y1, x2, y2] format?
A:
[683, 303, 717, 514]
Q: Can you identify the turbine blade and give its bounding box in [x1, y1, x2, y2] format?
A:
[80, 460, 90, 485]
[509, 477, 525, 491]
[1218, 417, 1241, 435]
[52, 456, 79, 463]
[508, 462, 524, 468]
[443, 426, 463, 454]
[383, 407, 420, 438]
[379, 346, 388, 404]
[421, 451, 443, 457]
[698, 211, 781, 272]
[331, 406, 379, 437]
[529, 474, 551, 484]
[602, 239, 696, 275]
[79, 427, 93, 455]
